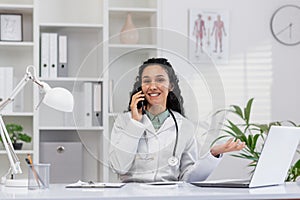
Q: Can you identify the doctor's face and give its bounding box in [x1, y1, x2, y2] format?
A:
[141, 65, 172, 110]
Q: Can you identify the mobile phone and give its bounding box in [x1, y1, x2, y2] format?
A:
[135, 87, 147, 114]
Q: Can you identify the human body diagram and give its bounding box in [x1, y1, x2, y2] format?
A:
[211, 15, 227, 53]
[191, 12, 227, 56]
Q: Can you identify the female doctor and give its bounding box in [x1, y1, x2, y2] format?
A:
[109, 58, 245, 183]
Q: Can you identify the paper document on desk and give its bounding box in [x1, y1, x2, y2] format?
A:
[144, 181, 183, 185]
[140, 181, 184, 188]
[66, 180, 125, 188]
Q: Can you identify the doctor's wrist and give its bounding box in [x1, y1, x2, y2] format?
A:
[210, 149, 221, 158]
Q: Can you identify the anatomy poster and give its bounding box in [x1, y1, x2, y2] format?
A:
[189, 9, 229, 64]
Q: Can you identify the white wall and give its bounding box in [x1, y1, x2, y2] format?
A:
[161, 0, 300, 179]
[161, 0, 300, 122]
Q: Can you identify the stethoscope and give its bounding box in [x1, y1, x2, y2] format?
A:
[142, 109, 179, 167]
[167, 109, 179, 167]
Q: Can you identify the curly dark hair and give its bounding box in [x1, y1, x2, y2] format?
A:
[128, 58, 185, 116]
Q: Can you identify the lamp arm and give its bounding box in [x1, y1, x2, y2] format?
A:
[0, 73, 30, 113]
[0, 116, 22, 175]
[0, 65, 41, 177]
[0, 65, 43, 113]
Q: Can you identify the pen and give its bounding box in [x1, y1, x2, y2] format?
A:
[26, 154, 42, 187]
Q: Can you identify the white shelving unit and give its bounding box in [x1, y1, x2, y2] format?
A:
[35, 0, 105, 183]
[0, 0, 35, 180]
[0, 0, 161, 183]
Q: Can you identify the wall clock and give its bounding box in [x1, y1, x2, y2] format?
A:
[270, 5, 300, 46]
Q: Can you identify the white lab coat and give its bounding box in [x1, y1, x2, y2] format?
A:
[109, 110, 221, 183]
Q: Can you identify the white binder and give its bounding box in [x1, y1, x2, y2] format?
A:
[0, 67, 13, 112]
[84, 82, 93, 127]
[92, 82, 102, 126]
[0, 68, 5, 109]
[41, 33, 50, 78]
[49, 33, 58, 78]
[58, 35, 68, 77]
[109, 79, 114, 113]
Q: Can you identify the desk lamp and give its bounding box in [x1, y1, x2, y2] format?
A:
[0, 66, 74, 187]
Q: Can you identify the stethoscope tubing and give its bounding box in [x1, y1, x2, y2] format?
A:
[168, 109, 178, 159]
[142, 109, 179, 166]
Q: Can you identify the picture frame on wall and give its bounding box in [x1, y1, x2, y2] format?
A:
[0, 14, 23, 42]
[189, 9, 229, 64]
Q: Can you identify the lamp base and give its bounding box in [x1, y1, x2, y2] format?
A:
[5, 179, 28, 187]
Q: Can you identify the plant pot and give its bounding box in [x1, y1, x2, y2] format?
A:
[13, 143, 23, 150]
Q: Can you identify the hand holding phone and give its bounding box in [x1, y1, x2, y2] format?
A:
[129, 87, 147, 120]
[136, 87, 147, 114]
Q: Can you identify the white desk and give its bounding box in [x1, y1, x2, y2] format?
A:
[1, 182, 300, 200]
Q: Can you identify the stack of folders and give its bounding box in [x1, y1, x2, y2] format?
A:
[40, 33, 68, 78]
[84, 82, 102, 127]
[0, 67, 13, 112]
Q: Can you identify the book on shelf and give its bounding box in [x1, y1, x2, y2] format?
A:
[13, 77, 24, 112]
[83, 82, 103, 127]
[58, 35, 68, 77]
[92, 82, 102, 126]
[40, 33, 50, 78]
[0, 67, 13, 112]
[109, 79, 114, 113]
[84, 82, 93, 127]
[49, 33, 58, 78]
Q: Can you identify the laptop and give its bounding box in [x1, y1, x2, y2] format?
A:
[191, 126, 300, 188]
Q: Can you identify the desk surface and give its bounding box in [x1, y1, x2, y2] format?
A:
[1, 182, 300, 200]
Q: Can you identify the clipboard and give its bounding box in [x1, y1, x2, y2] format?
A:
[66, 180, 125, 188]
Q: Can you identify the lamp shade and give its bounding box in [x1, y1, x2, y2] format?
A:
[42, 83, 74, 112]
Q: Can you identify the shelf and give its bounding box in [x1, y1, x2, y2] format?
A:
[109, 44, 157, 49]
[109, 0, 157, 9]
[39, 126, 104, 131]
[109, 9, 156, 19]
[1, 112, 34, 117]
[40, 77, 103, 82]
[39, 23, 103, 29]
[0, 41, 34, 47]
[0, 4, 33, 13]
[109, 7, 157, 13]
[0, 150, 34, 154]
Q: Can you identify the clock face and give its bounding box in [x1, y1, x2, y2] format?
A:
[270, 5, 300, 46]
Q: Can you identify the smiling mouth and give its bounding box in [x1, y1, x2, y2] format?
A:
[148, 93, 160, 97]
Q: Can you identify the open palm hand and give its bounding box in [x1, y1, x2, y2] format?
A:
[210, 138, 245, 157]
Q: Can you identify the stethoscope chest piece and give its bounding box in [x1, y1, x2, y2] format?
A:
[168, 156, 179, 167]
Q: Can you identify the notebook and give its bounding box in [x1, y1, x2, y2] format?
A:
[191, 126, 300, 188]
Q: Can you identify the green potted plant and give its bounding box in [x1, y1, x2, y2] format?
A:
[212, 98, 300, 181]
[0, 123, 32, 150]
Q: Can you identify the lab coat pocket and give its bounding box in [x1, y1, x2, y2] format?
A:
[134, 153, 156, 173]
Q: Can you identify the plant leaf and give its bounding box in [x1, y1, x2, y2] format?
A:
[244, 98, 254, 124]
[227, 120, 244, 136]
[230, 105, 244, 119]
[18, 133, 32, 143]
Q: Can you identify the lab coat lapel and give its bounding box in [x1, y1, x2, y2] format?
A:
[142, 114, 156, 134]
[158, 116, 173, 133]
[142, 111, 181, 134]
